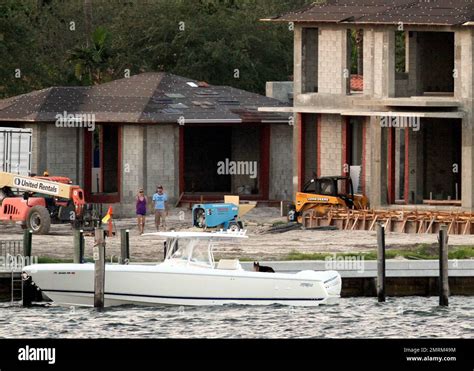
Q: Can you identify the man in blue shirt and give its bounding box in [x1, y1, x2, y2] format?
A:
[152, 185, 168, 231]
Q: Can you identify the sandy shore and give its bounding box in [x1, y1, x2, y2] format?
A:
[0, 207, 472, 262]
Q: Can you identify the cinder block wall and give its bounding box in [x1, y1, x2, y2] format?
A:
[319, 114, 343, 177]
[119, 125, 146, 216]
[266, 82, 293, 104]
[269, 124, 293, 200]
[318, 27, 350, 95]
[113, 124, 178, 217]
[145, 124, 178, 201]
[33, 124, 81, 184]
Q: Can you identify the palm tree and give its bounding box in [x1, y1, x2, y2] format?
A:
[67, 27, 113, 85]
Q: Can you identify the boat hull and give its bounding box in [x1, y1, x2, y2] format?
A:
[23, 264, 341, 307]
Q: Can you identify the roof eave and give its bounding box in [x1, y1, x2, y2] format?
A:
[261, 18, 467, 27]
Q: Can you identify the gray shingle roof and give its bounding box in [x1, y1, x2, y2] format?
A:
[263, 0, 474, 26]
[0, 73, 290, 124]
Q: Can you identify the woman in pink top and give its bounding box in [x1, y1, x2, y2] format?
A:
[136, 188, 147, 235]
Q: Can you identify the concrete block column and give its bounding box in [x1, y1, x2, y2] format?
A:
[462, 107, 474, 210]
[363, 29, 375, 96]
[407, 127, 424, 204]
[454, 29, 474, 100]
[292, 113, 302, 197]
[455, 29, 474, 210]
[269, 124, 293, 200]
[407, 31, 422, 96]
[369, 116, 388, 207]
[294, 25, 303, 96]
[373, 30, 396, 98]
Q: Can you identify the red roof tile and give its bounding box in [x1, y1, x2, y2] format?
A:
[351, 75, 364, 92]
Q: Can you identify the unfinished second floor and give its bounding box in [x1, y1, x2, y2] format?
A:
[264, 1, 474, 112]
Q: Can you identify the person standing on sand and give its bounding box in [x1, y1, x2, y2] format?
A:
[136, 188, 147, 235]
[153, 185, 168, 231]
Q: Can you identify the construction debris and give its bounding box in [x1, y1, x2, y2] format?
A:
[259, 222, 302, 234]
[301, 209, 474, 235]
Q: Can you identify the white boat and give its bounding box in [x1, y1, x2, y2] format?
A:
[23, 231, 341, 307]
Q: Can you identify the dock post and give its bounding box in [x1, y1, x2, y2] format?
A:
[22, 229, 32, 261]
[438, 225, 449, 306]
[94, 228, 106, 310]
[376, 223, 386, 302]
[120, 229, 130, 264]
[73, 229, 84, 264]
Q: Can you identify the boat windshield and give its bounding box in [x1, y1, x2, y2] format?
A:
[167, 238, 214, 267]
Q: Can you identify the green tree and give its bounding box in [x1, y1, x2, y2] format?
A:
[67, 26, 114, 85]
[1, 0, 313, 97]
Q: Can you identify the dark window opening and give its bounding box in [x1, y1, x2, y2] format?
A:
[302, 28, 319, 93]
[348, 29, 364, 94]
[102, 126, 118, 194]
[408, 32, 455, 96]
[395, 31, 406, 73]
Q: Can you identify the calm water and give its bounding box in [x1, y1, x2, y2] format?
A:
[0, 297, 472, 338]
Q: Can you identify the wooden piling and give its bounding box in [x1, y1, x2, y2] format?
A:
[73, 229, 84, 264]
[120, 229, 130, 264]
[439, 225, 450, 306]
[94, 228, 106, 309]
[22, 229, 32, 260]
[376, 223, 386, 302]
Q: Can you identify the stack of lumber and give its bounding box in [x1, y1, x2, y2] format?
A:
[301, 208, 474, 235]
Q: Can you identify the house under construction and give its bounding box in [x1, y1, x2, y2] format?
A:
[261, 0, 474, 216]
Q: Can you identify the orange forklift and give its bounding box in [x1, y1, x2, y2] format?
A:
[0, 171, 100, 234]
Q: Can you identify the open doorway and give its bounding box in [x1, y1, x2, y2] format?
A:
[392, 119, 461, 205]
[184, 127, 232, 193]
[423, 119, 462, 201]
[345, 117, 364, 194]
[84, 124, 121, 202]
[182, 125, 268, 198]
